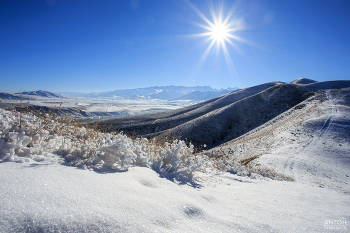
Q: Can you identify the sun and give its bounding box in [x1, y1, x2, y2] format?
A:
[210, 22, 230, 42]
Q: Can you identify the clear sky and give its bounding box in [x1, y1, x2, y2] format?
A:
[1, 0, 350, 93]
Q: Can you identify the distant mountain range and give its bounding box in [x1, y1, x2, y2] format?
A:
[1, 86, 238, 103]
[58, 86, 238, 101]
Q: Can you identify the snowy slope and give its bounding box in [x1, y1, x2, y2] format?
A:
[257, 88, 350, 192]
[208, 87, 350, 193]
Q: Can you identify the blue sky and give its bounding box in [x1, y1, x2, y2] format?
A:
[1, 0, 349, 93]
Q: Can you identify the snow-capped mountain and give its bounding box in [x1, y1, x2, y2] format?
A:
[59, 86, 237, 100]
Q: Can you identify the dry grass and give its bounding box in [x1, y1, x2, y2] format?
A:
[239, 154, 261, 166]
[245, 162, 295, 181]
[206, 147, 294, 181]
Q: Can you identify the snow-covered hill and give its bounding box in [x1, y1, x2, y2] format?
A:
[0, 92, 35, 101]
[208, 87, 350, 193]
[17, 90, 69, 99]
[1, 78, 349, 232]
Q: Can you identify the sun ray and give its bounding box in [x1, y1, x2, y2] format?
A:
[221, 39, 237, 76]
[192, 39, 216, 77]
[226, 39, 244, 55]
[185, 0, 215, 29]
[226, 34, 260, 49]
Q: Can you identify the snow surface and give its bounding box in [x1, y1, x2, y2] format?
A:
[1, 162, 349, 232]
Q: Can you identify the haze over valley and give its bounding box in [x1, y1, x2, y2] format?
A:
[0, 86, 237, 118]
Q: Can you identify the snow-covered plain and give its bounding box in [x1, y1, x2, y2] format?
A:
[1, 83, 349, 232]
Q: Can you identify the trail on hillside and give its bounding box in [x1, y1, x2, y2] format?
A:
[283, 90, 337, 183]
[264, 89, 349, 193]
[210, 88, 350, 193]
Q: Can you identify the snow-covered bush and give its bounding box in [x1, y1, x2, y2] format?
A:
[150, 140, 208, 179]
[0, 108, 208, 179]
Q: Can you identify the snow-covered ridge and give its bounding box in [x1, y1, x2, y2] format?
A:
[0, 92, 35, 101]
[17, 90, 68, 99]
